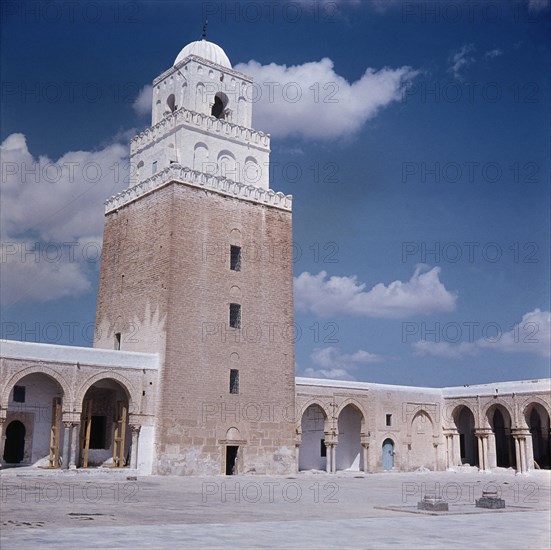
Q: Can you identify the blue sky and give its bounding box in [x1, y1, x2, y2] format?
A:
[1, 0, 549, 386]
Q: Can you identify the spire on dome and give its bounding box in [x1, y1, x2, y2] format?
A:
[201, 19, 208, 40]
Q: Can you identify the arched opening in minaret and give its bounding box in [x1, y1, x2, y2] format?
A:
[166, 93, 176, 113]
[211, 92, 228, 119]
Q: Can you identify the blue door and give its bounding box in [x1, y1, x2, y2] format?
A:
[382, 439, 394, 470]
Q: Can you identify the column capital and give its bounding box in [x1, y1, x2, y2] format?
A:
[130, 424, 142, 434]
[62, 412, 81, 425]
[511, 428, 530, 437]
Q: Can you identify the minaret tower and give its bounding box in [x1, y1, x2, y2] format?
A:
[94, 38, 296, 475]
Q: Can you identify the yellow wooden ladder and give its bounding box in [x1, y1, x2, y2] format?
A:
[79, 399, 93, 468]
[112, 401, 127, 468]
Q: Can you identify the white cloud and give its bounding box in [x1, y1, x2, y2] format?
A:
[413, 309, 550, 359]
[448, 44, 476, 81]
[133, 84, 153, 117]
[303, 345, 383, 380]
[234, 58, 418, 139]
[485, 48, 503, 59]
[478, 309, 550, 358]
[303, 366, 356, 380]
[0, 133, 128, 305]
[295, 266, 457, 318]
[1, 243, 92, 304]
[413, 340, 479, 360]
[527, 0, 550, 12]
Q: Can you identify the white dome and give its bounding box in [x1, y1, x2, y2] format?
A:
[174, 39, 231, 69]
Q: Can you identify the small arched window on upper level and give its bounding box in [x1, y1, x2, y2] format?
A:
[136, 160, 144, 179]
[211, 92, 228, 120]
[166, 93, 176, 113]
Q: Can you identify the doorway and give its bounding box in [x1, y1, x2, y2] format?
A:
[382, 438, 394, 470]
[3, 420, 26, 464]
[226, 445, 238, 475]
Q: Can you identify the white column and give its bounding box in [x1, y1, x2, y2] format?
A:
[331, 445, 337, 473]
[525, 433, 534, 471]
[69, 423, 80, 469]
[477, 436, 485, 470]
[452, 433, 461, 466]
[130, 425, 141, 469]
[362, 444, 369, 473]
[487, 434, 496, 469]
[0, 418, 5, 461]
[62, 422, 71, 469]
[514, 437, 521, 472]
[519, 438, 527, 474]
[326, 443, 332, 473]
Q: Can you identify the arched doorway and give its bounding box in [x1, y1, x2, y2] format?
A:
[490, 406, 515, 469]
[79, 379, 130, 468]
[336, 404, 363, 471]
[225, 427, 241, 475]
[3, 373, 64, 467]
[382, 438, 394, 470]
[454, 406, 478, 466]
[299, 404, 327, 471]
[3, 420, 26, 464]
[526, 403, 551, 469]
[409, 410, 434, 470]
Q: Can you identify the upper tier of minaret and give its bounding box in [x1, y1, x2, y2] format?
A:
[123, 37, 275, 197]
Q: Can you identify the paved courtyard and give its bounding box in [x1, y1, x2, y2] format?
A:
[1, 468, 550, 549]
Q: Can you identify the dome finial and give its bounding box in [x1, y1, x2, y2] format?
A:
[201, 19, 208, 40]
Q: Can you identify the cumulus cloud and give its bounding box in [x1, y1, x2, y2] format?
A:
[485, 48, 503, 59]
[527, 0, 550, 12]
[133, 84, 153, 117]
[448, 44, 476, 81]
[303, 346, 383, 380]
[294, 266, 457, 318]
[0, 133, 128, 305]
[234, 58, 418, 139]
[413, 309, 550, 359]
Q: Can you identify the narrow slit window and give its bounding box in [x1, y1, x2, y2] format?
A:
[386, 414, 392, 427]
[320, 439, 326, 457]
[152, 161, 158, 174]
[115, 332, 121, 350]
[230, 369, 239, 394]
[229, 303, 241, 329]
[230, 245, 241, 271]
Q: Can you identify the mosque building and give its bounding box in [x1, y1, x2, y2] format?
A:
[1, 38, 549, 476]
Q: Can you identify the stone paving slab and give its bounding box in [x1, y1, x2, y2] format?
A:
[2, 513, 550, 550]
[1, 469, 550, 549]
